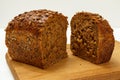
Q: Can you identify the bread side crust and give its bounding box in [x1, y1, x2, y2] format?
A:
[96, 20, 115, 64]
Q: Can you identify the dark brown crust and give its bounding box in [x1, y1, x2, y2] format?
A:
[5, 9, 68, 69]
[5, 9, 68, 36]
[96, 20, 115, 63]
[70, 12, 115, 64]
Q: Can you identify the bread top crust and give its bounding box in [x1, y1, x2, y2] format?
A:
[5, 9, 68, 35]
[71, 12, 108, 26]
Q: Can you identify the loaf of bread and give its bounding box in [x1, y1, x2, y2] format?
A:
[5, 9, 68, 68]
[70, 12, 115, 64]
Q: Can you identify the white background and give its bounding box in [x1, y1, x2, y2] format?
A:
[0, 0, 120, 29]
[0, 0, 120, 80]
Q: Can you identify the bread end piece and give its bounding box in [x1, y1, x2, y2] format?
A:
[70, 12, 115, 64]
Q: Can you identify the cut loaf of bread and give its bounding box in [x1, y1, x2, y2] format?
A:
[5, 9, 68, 68]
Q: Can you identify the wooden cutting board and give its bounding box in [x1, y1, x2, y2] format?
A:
[6, 41, 120, 80]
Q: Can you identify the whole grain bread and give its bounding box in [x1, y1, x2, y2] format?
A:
[5, 9, 68, 68]
[70, 12, 115, 64]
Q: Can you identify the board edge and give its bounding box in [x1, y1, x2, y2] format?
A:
[6, 53, 20, 80]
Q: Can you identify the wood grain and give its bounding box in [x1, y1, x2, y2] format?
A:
[6, 41, 120, 80]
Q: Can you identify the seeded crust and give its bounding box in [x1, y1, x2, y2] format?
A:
[5, 9, 68, 68]
[70, 12, 115, 64]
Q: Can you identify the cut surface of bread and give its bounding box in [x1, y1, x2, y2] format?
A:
[70, 12, 115, 64]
